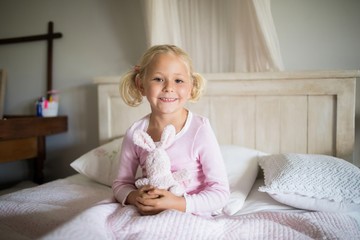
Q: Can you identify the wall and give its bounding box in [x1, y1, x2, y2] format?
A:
[272, 0, 360, 164]
[0, 0, 359, 186]
[0, 0, 147, 185]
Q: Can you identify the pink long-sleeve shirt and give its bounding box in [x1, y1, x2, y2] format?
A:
[112, 111, 230, 216]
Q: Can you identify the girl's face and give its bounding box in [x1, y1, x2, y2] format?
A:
[138, 53, 193, 116]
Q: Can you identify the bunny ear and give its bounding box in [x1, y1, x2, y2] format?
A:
[159, 124, 176, 149]
[133, 130, 156, 152]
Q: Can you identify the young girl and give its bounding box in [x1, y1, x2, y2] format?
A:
[112, 44, 229, 217]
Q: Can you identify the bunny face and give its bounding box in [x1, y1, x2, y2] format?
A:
[146, 150, 172, 177]
[134, 125, 175, 178]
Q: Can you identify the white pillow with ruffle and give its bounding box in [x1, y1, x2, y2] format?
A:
[258, 153, 360, 212]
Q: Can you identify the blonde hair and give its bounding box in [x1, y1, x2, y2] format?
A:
[120, 44, 206, 107]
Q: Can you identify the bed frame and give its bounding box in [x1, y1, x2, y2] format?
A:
[94, 70, 359, 165]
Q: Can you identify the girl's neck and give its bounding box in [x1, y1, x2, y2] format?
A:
[147, 109, 188, 141]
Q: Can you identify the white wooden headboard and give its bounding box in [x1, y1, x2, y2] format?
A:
[94, 70, 358, 165]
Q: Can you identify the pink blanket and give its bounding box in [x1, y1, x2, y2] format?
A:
[0, 176, 114, 239]
[43, 203, 360, 239]
[106, 206, 359, 239]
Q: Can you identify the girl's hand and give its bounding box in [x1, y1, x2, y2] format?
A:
[135, 187, 186, 216]
[125, 185, 160, 206]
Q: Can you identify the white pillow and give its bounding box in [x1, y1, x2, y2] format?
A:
[70, 138, 123, 186]
[258, 153, 360, 212]
[219, 145, 267, 215]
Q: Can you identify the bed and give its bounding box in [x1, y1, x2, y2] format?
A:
[0, 70, 359, 239]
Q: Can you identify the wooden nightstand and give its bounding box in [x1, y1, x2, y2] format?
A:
[0, 115, 68, 184]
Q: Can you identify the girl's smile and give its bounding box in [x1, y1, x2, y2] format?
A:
[159, 97, 177, 102]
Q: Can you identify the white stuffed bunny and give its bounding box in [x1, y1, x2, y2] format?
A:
[133, 124, 189, 196]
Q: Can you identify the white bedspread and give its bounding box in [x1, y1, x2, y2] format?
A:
[0, 175, 113, 240]
[1, 175, 359, 240]
[42, 203, 360, 240]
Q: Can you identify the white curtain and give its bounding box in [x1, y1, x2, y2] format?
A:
[140, 0, 284, 72]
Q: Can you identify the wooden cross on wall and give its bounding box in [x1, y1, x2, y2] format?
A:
[0, 21, 63, 95]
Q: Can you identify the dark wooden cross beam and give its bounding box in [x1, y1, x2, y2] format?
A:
[0, 21, 63, 94]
